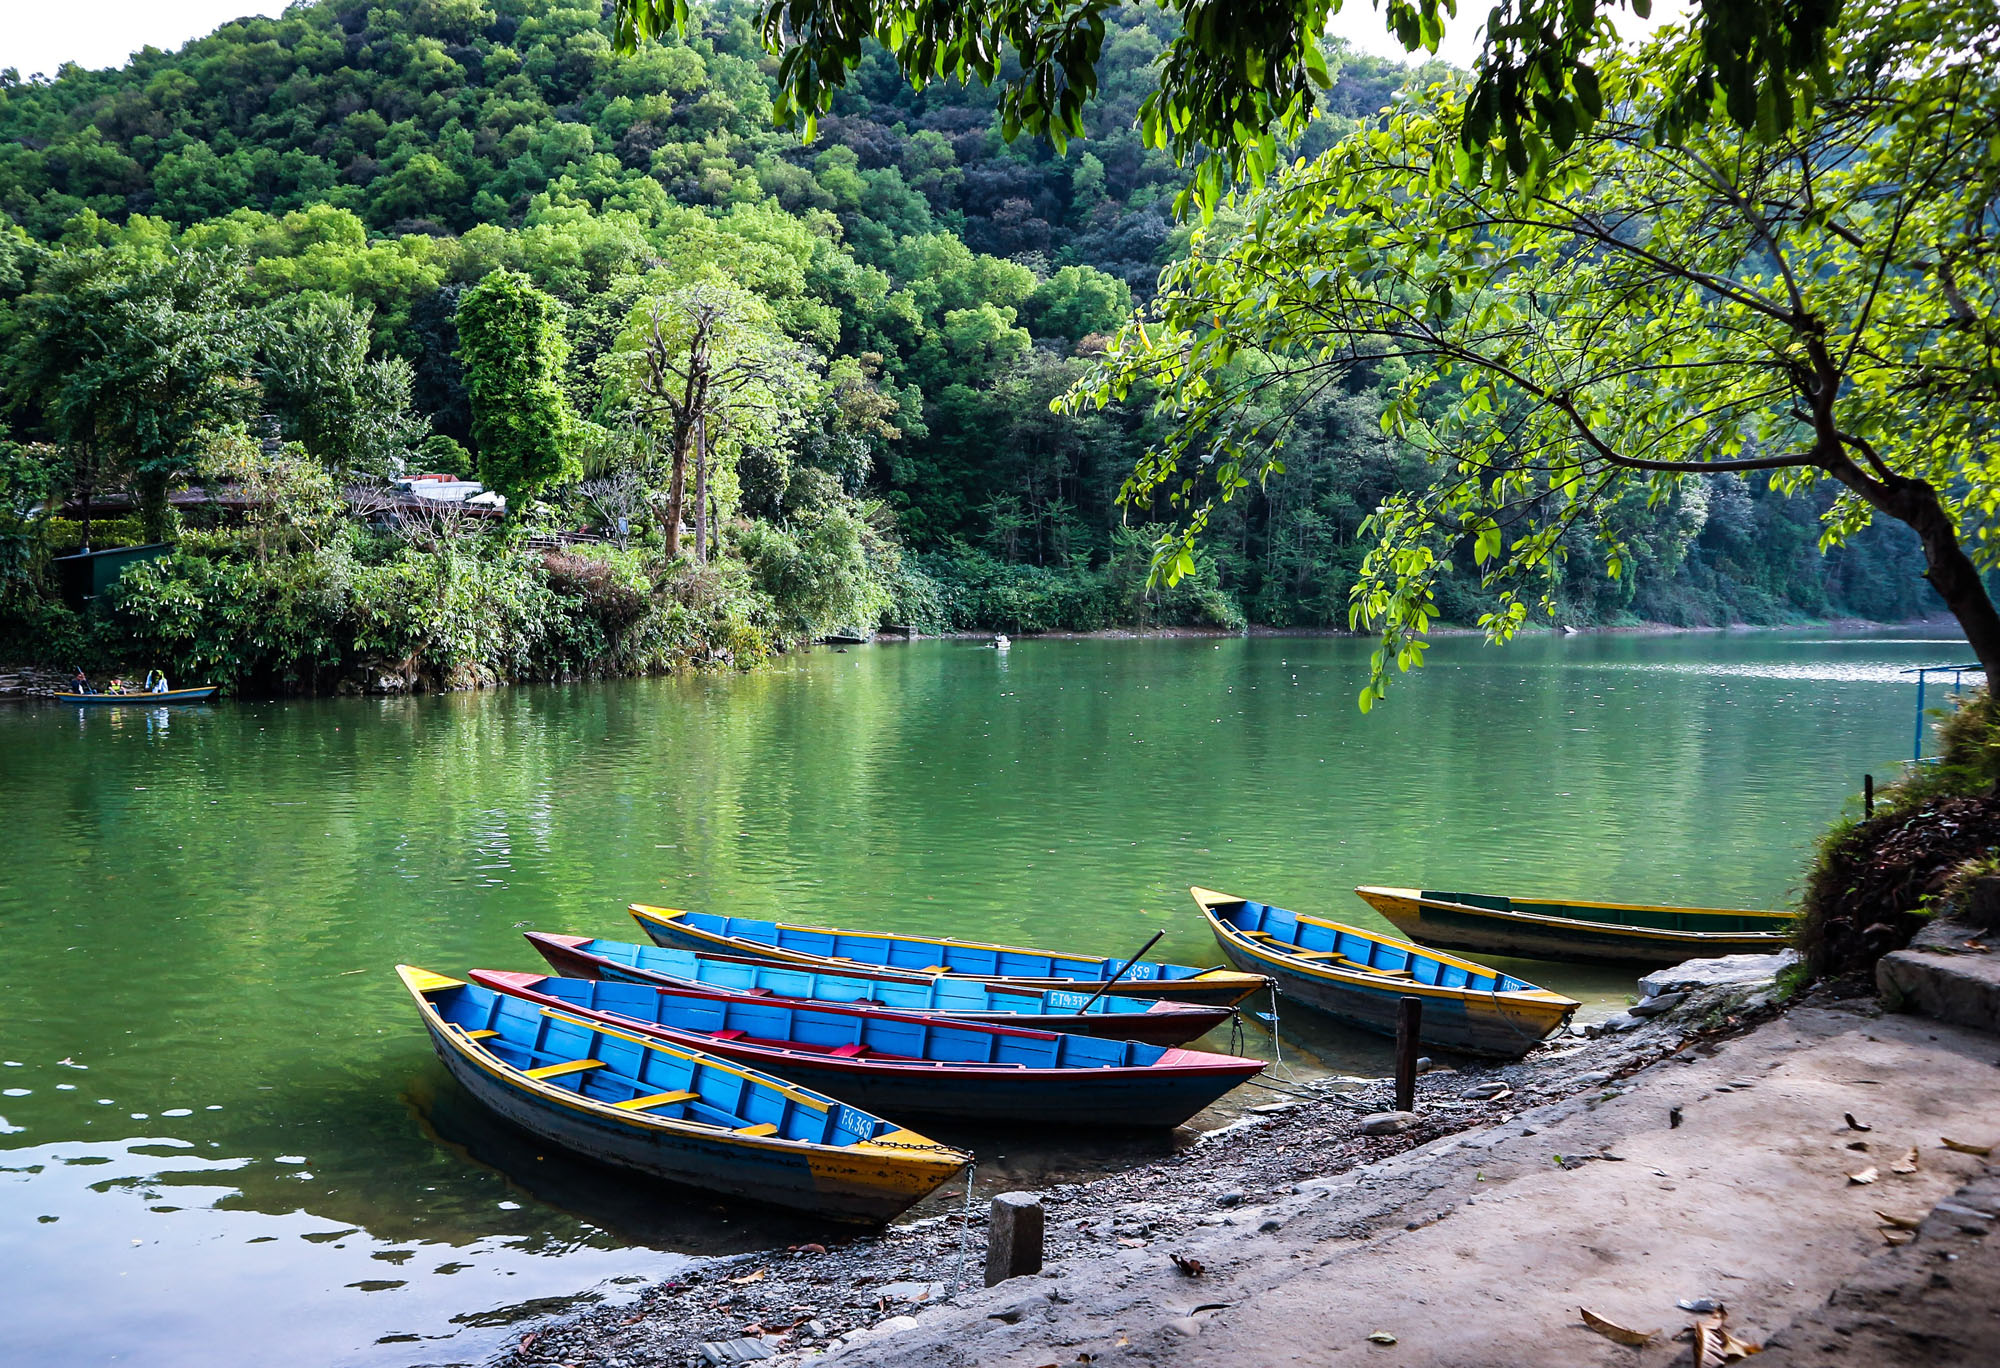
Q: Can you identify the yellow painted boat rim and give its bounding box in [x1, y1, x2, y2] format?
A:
[636, 902, 1265, 983]
[1353, 886, 1790, 923]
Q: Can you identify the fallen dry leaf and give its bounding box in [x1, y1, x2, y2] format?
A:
[1876, 1210, 1922, 1230]
[1880, 1228, 1914, 1246]
[1941, 1137, 1994, 1157]
[1845, 1140, 1870, 1151]
[1891, 1147, 1920, 1174]
[1366, 1330, 1398, 1345]
[1117, 1237, 1147, 1248]
[731, 1268, 767, 1284]
[1580, 1308, 1659, 1347]
[1844, 1113, 1872, 1132]
[1692, 1314, 1762, 1366]
[1847, 1167, 1879, 1185]
[1170, 1253, 1204, 1278]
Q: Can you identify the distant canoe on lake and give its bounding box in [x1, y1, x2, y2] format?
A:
[396, 965, 967, 1224]
[1352, 886, 1793, 968]
[471, 970, 1267, 1129]
[525, 932, 1234, 1045]
[53, 685, 217, 705]
[627, 903, 1271, 1008]
[1191, 887, 1579, 1058]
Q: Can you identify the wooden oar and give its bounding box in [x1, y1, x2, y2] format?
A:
[1072, 930, 1166, 1016]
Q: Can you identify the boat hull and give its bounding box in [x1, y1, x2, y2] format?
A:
[419, 1017, 947, 1223]
[54, 686, 217, 705]
[629, 904, 1267, 1008]
[1355, 887, 1790, 968]
[530, 934, 1233, 1046]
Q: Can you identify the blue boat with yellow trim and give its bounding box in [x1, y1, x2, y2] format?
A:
[471, 970, 1267, 1129]
[628, 903, 1270, 1008]
[397, 965, 968, 1224]
[1190, 888, 1579, 1058]
[1353, 885, 1792, 967]
[525, 931, 1233, 1045]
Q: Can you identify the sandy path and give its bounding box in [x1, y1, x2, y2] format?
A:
[829, 1001, 2000, 1367]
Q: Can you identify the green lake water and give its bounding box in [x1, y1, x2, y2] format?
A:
[0, 630, 1969, 1365]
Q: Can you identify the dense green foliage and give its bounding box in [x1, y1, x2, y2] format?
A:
[617, 0, 1846, 206]
[0, 0, 1947, 693]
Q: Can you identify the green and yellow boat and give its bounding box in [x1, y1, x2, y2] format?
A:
[1353, 886, 1793, 968]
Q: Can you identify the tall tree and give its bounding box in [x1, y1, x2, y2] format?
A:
[1089, 2, 2000, 700]
[260, 293, 429, 475]
[4, 245, 257, 541]
[454, 269, 579, 512]
[607, 281, 811, 559]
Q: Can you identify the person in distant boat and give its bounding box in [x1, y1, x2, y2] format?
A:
[70, 667, 93, 695]
[146, 670, 170, 694]
[107, 675, 130, 695]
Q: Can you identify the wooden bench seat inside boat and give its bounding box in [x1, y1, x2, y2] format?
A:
[735, 1123, 779, 1137]
[525, 1058, 607, 1080]
[613, 1089, 700, 1111]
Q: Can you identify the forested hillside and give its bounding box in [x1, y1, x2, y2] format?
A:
[0, 0, 1941, 692]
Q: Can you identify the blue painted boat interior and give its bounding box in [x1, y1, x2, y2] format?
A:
[1221, 900, 1539, 993]
[674, 909, 1205, 984]
[578, 937, 1155, 1018]
[523, 976, 1176, 1071]
[427, 978, 889, 1146]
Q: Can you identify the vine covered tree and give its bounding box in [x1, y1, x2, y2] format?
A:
[454, 269, 579, 512]
[1086, 1, 2000, 703]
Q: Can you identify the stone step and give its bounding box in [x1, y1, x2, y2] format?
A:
[1877, 916, 2000, 1035]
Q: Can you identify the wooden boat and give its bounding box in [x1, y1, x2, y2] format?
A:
[526, 932, 1234, 1046]
[396, 965, 967, 1224]
[470, 970, 1268, 1128]
[1191, 888, 1578, 1058]
[628, 903, 1270, 1008]
[54, 685, 218, 704]
[1353, 886, 1793, 967]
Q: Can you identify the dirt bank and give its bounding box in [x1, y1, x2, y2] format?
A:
[495, 981, 1782, 1368]
[811, 993, 2000, 1368]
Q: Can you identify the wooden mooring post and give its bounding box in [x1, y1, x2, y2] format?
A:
[986, 1191, 1044, 1286]
[1394, 995, 1422, 1113]
[1865, 773, 1875, 818]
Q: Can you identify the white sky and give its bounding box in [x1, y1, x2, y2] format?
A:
[2, 0, 1689, 82]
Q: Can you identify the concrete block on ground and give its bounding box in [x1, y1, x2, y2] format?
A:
[985, 1191, 1044, 1286]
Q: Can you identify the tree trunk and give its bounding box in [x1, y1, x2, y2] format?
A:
[662, 418, 690, 558]
[135, 467, 174, 544]
[1853, 470, 2000, 681]
[693, 409, 708, 564]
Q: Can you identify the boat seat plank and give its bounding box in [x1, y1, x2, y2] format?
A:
[1291, 950, 1345, 962]
[920, 965, 951, 973]
[710, 1029, 747, 1041]
[613, 1089, 699, 1111]
[462, 1028, 500, 1040]
[828, 1043, 867, 1058]
[735, 1123, 779, 1136]
[525, 1059, 607, 1080]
